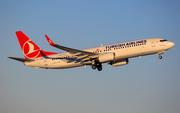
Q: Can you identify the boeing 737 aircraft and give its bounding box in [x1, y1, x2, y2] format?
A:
[9, 31, 175, 71]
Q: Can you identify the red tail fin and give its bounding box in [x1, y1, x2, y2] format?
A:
[16, 31, 57, 59]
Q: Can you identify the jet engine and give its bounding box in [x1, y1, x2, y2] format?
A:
[98, 52, 115, 63]
[110, 58, 129, 67]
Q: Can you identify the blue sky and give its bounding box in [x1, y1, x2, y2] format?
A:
[0, 0, 180, 113]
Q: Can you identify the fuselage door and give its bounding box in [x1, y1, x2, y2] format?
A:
[151, 40, 155, 47]
[44, 59, 48, 66]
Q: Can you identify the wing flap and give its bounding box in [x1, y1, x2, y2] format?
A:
[76, 55, 88, 60]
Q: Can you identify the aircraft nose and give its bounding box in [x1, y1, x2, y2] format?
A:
[169, 42, 175, 47]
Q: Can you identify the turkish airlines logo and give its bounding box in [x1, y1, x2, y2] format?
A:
[23, 40, 40, 59]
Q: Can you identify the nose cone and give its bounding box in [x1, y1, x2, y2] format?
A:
[167, 41, 175, 48]
[170, 42, 175, 47]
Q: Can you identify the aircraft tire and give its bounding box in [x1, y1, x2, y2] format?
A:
[159, 56, 162, 59]
[98, 67, 102, 71]
[97, 64, 102, 71]
[92, 65, 96, 70]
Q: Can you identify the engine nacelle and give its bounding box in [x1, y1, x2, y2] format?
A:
[110, 58, 129, 67]
[98, 52, 115, 63]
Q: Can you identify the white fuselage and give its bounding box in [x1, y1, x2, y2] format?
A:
[24, 38, 174, 69]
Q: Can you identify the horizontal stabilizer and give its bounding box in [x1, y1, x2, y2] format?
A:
[8, 57, 34, 62]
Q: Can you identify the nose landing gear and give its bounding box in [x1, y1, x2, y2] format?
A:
[158, 51, 166, 59]
[159, 55, 162, 59]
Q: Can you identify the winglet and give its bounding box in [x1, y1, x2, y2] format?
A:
[45, 35, 56, 46]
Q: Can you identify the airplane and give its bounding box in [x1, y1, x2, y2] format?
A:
[8, 31, 175, 71]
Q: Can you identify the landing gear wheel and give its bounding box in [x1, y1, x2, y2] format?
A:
[97, 64, 102, 71]
[97, 67, 102, 71]
[159, 55, 162, 59]
[92, 65, 96, 70]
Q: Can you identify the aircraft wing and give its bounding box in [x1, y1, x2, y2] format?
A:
[45, 35, 99, 62]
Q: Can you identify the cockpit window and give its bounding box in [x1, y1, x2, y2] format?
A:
[160, 39, 168, 42]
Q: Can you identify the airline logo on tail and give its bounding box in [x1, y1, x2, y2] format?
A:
[15, 31, 57, 59]
[23, 40, 40, 59]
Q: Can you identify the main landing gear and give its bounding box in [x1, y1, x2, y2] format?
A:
[92, 61, 102, 71]
[92, 64, 102, 71]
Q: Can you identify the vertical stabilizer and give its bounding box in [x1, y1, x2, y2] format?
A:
[15, 31, 57, 59]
